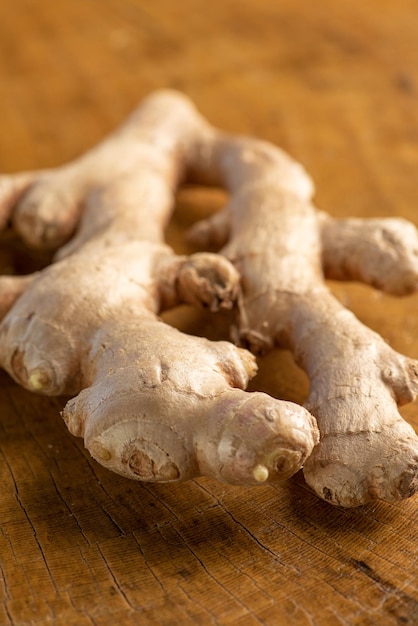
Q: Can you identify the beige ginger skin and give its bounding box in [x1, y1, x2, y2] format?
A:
[186, 110, 418, 507]
[0, 92, 318, 486]
[1, 90, 418, 505]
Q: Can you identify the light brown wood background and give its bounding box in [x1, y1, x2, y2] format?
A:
[0, 0, 418, 624]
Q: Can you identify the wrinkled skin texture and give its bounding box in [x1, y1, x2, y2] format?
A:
[188, 129, 418, 507]
[2, 89, 418, 504]
[0, 91, 318, 486]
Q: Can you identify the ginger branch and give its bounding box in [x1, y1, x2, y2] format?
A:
[0, 91, 318, 486]
[186, 101, 418, 507]
[3, 89, 418, 505]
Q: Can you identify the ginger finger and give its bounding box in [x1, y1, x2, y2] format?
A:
[190, 209, 418, 297]
[0, 91, 318, 485]
[5, 90, 211, 251]
[185, 104, 418, 507]
[0, 172, 40, 230]
[12, 171, 86, 249]
[319, 212, 418, 295]
[171, 252, 240, 311]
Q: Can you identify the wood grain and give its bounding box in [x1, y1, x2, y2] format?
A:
[0, 0, 417, 624]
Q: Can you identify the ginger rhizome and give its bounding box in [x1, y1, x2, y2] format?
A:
[1, 90, 418, 506]
[187, 111, 418, 507]
[0, 92, 318, 486]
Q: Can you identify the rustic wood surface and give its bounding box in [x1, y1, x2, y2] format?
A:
[1, 0, 418, 624]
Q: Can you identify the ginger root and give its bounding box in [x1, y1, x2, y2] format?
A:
[0, 91, 318, 486]
[187, 112, 418, 507]
[2, 89, 418, 506]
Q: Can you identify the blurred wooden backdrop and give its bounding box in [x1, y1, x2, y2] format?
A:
[0, 0, 418, 624]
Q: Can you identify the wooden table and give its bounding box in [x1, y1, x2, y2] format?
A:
[0, 1, 417, 624]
